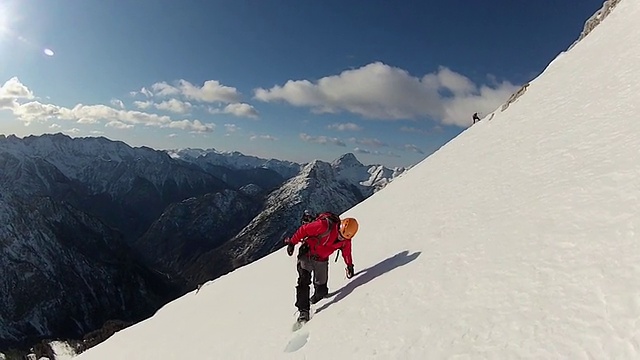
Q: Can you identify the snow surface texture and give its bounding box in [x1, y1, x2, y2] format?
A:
[50, 341, 77, 360]
[76, 1, 640, 359]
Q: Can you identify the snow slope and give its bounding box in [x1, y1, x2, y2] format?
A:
[76, 1, 640, 358]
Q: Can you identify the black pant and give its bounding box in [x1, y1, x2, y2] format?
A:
[295, 252, 329, 311]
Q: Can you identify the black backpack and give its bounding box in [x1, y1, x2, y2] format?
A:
[314, 212, 341, 245]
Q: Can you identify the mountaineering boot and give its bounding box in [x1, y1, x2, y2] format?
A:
[292, 309, 310, 331]
[297, 310, 310, 323]
[309, 293, 323, 304]
[310, 284, 328, 304]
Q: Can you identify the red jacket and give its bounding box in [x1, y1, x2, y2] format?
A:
[290, 217, 353, 265]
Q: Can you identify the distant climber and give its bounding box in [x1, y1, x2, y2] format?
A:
[472, 112, 481, 124]
[284, 211, 359, 325]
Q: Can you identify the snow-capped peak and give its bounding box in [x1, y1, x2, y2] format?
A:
[331, 152, 363, 170]
[165, 148, 216, 160]
[329, 153, 405, 194]
[298, 160, 336, 182]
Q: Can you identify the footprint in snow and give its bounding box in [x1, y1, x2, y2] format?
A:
[284, 330, 310, 353]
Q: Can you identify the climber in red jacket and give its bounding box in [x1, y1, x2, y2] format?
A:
[284, 211, 359, 323]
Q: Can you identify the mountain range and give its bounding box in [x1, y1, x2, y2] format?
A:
[0, 133, 405, 354]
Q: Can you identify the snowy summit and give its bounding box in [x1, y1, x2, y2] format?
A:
[76, 1, 640, 358]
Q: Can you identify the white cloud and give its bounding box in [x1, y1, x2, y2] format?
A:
[425, 67, 476, 96]
[110, 99, 125, 109]
[354, 147, 371, 154]
[1, 77, 33, 110]
[150, 79, 241, 103]
[49, 123, 61, 129]
[0, 97, 17, 109]
[132, 79, 255, 117]
[168, 133, 178, 138]
[141, 87, 153, 98]
[3, 77, 214, 133]
[155, 99, 192, 114]
[254, 62, 518, 127]
[179, 80, 240, 103]
[299, 133, 346, 147]
[10, 100, 213, 132]
[130, 87, 154, 98]
[404, 144, 424, 154]
[353, 147, 388, 156]
[133, 101, 153, 110]
[168, 119, 214, 132]
[106, 121, 134, 129]
[223, 103, 258, 118]
[250, 134, 278, 141]
[77, 116, 100, 125]
[13, 101, 65, 123]
[224, 124, 240, 133]
[0, 77, 34, 100]
[328, 122, 362, 131]
[151, 82, 180, 97]
[349, 137, 387, 148]
[67, 128, 81, 134]
[209, 103, 259, 118]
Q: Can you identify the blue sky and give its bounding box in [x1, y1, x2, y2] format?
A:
[0, 0, 603, 167]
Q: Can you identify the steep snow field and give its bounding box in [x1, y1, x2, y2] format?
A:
[76, 0, 640, 358]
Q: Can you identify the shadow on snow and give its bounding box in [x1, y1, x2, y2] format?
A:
[316, 250, 421, 314]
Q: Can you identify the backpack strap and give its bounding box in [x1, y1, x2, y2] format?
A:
[316, 213, 340, 246]
[303, 212, 339, 249]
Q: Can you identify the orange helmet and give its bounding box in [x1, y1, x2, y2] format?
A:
[339, 218, 359, 239]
